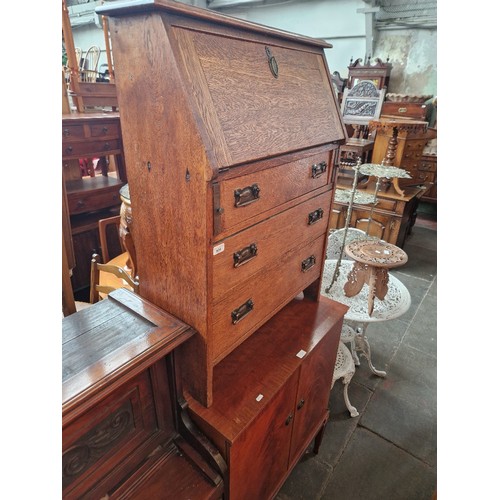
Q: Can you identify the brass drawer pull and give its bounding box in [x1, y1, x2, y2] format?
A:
[398, 107, 407, 113]
[311, 161, 327, 178]
[308, 208, 324, 225]
[231, 299, 254, 324]
[233, 243, 258, 267]
[301, 255, 316, 272]
[234, 184, 260, 207]
[297, 399, 305, 410]
[285, 413, 293, 426]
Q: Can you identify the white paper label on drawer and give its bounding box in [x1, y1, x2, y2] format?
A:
[213, 243, 225, 255]
[256, 394, 264, 402]
[296, 349, 307, 359]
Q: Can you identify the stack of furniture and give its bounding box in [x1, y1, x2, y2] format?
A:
[62, 111, 127, 297]
[97, 0, 348, 496]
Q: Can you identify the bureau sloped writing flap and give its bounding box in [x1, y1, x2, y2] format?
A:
[173, 26, 345, 167]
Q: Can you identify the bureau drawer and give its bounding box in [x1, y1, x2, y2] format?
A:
[419, 159, 437, 172]
[212, 190, 331, 303]
[173, 27, 344, 167]
[63, 370, 159, 497]
[414, 171, 435, 183]
[63, 138, 121, 159]
[211, 235, 325, 362]
[67, 184, 122, 214]
[62, 124, 85, 141]
[90, 122, 120, 138]
[216, 150, 332, 235]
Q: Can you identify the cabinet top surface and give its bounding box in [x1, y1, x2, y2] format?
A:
[62, 111, 120, 125]
[186, 296, 347, 440]
[97, 0, 332, 48]
[62, 289, 194, 414]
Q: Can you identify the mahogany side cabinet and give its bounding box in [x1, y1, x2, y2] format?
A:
[62, 289, 227, 499]
[98, 0, 347, 408]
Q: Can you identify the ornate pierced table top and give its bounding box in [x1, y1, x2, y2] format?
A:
[344, 240, 408, 268]
[321, 259, 411, 323]
[358, 163, 411, 180]
[334, 188, 376, 205]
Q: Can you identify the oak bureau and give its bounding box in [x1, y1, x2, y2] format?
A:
[98, 0, 347, 409]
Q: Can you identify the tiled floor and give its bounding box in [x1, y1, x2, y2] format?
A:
[276, 216, 437, 500]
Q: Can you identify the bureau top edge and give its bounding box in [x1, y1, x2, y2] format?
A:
[96, 0, 332, 49]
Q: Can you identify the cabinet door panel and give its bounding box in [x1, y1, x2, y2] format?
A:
[289, 332, 339, 464]
[229, 370, 299, 500]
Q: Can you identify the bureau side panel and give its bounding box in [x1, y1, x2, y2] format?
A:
[108, 14, 215, 405]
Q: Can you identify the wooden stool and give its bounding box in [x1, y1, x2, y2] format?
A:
[344, 240, 408, 316]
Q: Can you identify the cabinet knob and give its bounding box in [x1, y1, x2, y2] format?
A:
[297, 399, 305, 410]
[285, 413, 293, 426]
[63, 128, 70, 137]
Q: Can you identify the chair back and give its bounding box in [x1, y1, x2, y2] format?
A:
[90, 253, 139, 303]
[81, 45, 101, 82]
[340, 80, 386, 126]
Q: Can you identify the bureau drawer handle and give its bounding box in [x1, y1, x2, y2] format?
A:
[301, 255, 316, 272]
[308, 208, 324, 225]
[297, 399, 305, 410]
[63, 128, 70, 137]
[398, 107, 407, 113]
[311, 161, 327, 178]
[231, 299, 254, 325]
[102, 126, 108, 133]
[103, 142, 110, 150]
[285, 413, 293, 426]
[233, 243, 258, 267]
[65, 146, 73, 154]
[234, 184, 260, 207]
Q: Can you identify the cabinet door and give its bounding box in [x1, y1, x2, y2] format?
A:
[350, 208, 400, 245]
[229, 370, 299, 500]
[289, 332, 338, 465]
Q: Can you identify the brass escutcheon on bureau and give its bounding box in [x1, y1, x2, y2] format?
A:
[231, 299, 254, 324]
[308, 208, 324, 225]
[311, 161, 327, 178]
[265, 46, 279, 78]
[301, 255, 316, 272]
[234, 184, 260, 207]
[233, 243, 258, 267]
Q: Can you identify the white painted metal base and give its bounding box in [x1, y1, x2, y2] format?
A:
[332, 341, 359, 418]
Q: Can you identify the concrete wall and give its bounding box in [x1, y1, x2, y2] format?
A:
[69, 0, 436, 96]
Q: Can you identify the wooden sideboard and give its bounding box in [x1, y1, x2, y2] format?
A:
[62, 111, 127, 297]
[329, 183, 422, 248]
[100, 0, 347, 408]
[62, 288, 226, 499]
[187, 296, 347, 500]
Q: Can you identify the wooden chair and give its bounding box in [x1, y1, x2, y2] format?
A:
[98, 215, 124, 263]
[89, 253, 139, 303]
[81, 45, 101, 82]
